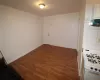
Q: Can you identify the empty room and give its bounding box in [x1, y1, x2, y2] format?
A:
[0, 0, 100, 80]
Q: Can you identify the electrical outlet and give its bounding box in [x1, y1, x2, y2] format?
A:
[97, 38, 100, 43]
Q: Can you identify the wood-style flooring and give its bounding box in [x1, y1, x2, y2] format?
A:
[10, 44, 79, 80]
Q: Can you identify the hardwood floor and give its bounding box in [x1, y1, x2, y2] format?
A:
[10, 44, 79, 80]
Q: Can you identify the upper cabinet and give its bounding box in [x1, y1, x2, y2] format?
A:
[93, 4, 100, 19]
[85, 4, 93, 22]
[85, 4, 100, 21]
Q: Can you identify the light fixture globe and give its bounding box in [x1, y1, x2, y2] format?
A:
[39, 4, 45, 9]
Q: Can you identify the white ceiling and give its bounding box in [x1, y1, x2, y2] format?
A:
[0, 0, 81, 16]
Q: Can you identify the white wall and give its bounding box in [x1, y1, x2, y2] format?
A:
[0, 27, 3, 50]
[0, 5, 42, 63]
[0, 26, 3, 58]
[43, 13, 79, 49]
[78, 0, 86, 78]
[0, 5, 81, 63]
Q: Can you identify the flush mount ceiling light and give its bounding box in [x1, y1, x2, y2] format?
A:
[39, 4, 45, 9]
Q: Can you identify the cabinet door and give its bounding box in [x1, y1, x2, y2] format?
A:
[93, 4, 100, 19]
[85, 4, 93, 22]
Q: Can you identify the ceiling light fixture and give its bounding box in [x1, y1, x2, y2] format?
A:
[39, 4, 45, 9]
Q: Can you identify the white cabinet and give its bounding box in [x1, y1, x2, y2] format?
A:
[85, 4, 93, 22]
[85, 4, 100, 21]
[93, 4, 100, 19]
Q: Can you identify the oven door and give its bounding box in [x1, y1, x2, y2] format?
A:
[84, 69, 100, 80]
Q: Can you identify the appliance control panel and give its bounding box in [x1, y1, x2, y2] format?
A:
[86, 53, 100, 64]
[84, 49, 100, 74]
